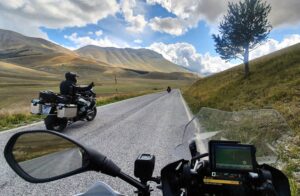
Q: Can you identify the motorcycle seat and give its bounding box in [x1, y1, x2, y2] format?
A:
[57, 95, 72, 104]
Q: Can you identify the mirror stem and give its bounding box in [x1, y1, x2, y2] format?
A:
[88, 149, 148, 192]
[118, 171, 149, 192]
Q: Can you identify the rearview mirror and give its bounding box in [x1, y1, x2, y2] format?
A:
[4, 130, 89, 183]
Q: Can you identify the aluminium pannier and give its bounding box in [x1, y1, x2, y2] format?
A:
[57, 104, 77, 118]
[30, 99, 42, 114]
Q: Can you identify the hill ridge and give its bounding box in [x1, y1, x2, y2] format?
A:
[0, 29, 188, 74]
[76, 44, 188, 73]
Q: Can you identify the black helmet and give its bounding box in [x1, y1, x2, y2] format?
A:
[65, 72, 78, 82]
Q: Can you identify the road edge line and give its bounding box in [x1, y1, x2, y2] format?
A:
[178, 89, 193, 121]
[178, 90, 207, 154]
[0, 121, 44, 134]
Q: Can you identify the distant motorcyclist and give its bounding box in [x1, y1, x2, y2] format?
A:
[167, 86, 171, 93]
[60, 72, 94, 97]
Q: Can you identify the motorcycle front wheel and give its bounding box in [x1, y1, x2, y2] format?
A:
[44, 115, 68, 132]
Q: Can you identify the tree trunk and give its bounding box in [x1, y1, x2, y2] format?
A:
[244, 45, 250, 78]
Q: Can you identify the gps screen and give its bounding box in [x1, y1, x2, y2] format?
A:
[215, 145, 253, 171]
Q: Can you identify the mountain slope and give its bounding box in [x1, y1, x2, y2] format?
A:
[0, 29, 73, 57]
[0, 29, 131, 77]
[76, 45, 188, 73]
[0, 61, 54, 78]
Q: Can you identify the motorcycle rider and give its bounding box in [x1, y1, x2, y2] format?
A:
[167, 86, 171, 93]
[60, 72, 94, 97]
[60, 72, 95, 115]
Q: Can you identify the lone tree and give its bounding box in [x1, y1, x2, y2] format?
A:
[213, 0, 272, 78]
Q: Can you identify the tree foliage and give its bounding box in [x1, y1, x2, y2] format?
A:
[213, 0, 272, 77]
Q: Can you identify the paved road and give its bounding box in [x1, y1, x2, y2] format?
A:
[19, 148, 83, 179]
[0, 90, 195, 195]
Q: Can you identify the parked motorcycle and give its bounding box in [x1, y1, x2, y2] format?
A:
[30, 88, 97, 132]
[4, 108, 291, 195]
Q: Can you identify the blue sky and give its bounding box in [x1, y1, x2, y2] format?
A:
[42, 18, 215, 54]
[0, 0, 299, 74]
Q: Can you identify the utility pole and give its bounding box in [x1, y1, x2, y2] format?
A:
[114, 73, 118, 94]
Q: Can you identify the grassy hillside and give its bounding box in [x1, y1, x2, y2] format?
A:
[0, 29, 73, 56]
[0, 61, 54, 78]
[184, 43, 300, 122]
[183, 43, 300, 193]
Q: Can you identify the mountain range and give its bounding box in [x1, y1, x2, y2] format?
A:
[76, 45, 187, 73]
[0, 29, 192, 79]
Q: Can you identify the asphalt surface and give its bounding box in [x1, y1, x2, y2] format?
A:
[0, 90, 195, 195]
[19, 148, 83, 179]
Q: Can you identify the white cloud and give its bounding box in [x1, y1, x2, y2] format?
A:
[121, 0, 147, 33]
[250, 34, 300, 59]
[149, 17, 187, 36]
[64, 33, 129, 49]
[147, 0, 227, 36]
[0, 0, 298, 40]
[0, 0, 119, 38]
[148, 42, 235, 75]
[134, 39, 143, 44]
[266, 0, 300, 27]
[147, 0, 300, 36]
[88, 31, 94, 35]
[95, 30, 103, 37]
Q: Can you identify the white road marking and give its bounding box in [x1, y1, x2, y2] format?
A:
[0, 121, 43, 134]
[178, 90, 207, 154]
[179, 90, 193, 121]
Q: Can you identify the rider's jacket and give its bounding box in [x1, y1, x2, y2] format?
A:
[60, 80, 92, 96]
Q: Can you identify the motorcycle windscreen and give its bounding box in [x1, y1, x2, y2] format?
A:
[174, 107, 292, 167]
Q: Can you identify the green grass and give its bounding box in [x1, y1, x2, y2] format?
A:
[0, 113, 42, 131]
[13, 132, 78, 162]
[183, 43, 300, 195]
[96, 91, 153, 106]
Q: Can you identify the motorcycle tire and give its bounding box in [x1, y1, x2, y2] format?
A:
[86, 107, 97, 121]
[44, 115, 68, 132]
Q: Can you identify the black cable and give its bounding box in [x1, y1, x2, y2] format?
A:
[191, 153, 209, 161]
